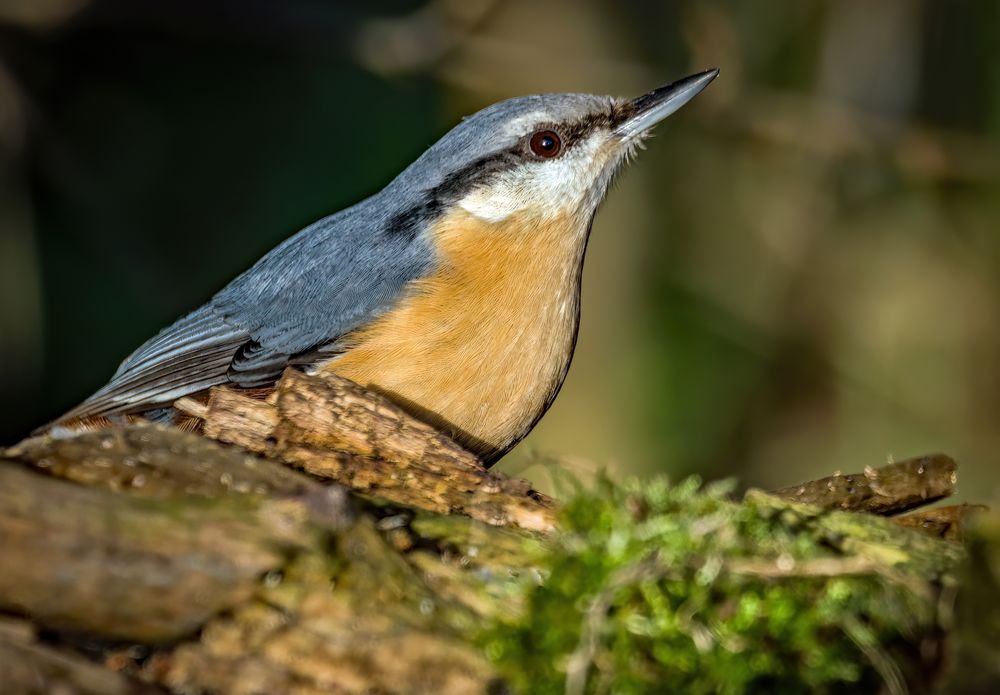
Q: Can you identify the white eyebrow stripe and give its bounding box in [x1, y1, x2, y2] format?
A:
[502, 111, 549, 137]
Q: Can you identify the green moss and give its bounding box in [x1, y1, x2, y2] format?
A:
[481, 476, 960, 694]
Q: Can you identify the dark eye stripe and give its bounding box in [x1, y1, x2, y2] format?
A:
[388, 103, 636, 234]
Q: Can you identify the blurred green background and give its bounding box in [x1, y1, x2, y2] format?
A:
[1, 0, 998, 497]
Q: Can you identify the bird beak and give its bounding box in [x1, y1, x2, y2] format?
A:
[615, 68, 719, 139]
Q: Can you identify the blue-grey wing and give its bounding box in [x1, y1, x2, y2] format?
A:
[47, 304, 249, 425]
[211, 199, 434, 382]
[48, 198, 433, 425]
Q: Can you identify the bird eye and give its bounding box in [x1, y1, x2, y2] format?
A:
[529, 130, 562, 158]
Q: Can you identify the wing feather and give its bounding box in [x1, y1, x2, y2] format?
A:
[46, 306, 249, 427]
[113, 307, 231, 377]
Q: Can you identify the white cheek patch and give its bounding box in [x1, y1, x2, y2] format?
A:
[458, 134, 620, 224]
[458, 185, 523, 223]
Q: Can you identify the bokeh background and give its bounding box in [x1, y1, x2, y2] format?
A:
[1, 0, 998, 498]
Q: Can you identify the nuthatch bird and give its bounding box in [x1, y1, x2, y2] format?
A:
[46, 69, 719, 464]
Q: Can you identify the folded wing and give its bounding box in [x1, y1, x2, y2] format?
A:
[46, 305, 249, 426]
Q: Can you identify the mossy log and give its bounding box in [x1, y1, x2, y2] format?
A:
[0, 369, 995, 694]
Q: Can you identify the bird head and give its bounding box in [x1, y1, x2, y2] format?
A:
[391, 69, 719, 232]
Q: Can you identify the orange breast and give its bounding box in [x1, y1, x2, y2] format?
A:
[315, 207, 589, 460]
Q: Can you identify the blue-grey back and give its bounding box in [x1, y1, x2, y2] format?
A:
[211, 193, 433, 356]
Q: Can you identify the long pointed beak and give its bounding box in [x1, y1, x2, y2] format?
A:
[615, 68, 719, 139]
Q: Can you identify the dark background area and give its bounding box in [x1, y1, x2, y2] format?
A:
[1, 0, 998, 497]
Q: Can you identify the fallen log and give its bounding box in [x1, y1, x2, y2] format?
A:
[0, 369, 993, 694]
